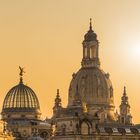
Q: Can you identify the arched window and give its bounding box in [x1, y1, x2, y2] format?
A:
[109, 86, 113, 98]
[81, 122, 90, 135]
[92, 47, 97, 58]
[85, 48, 87, 57]
[40, 131, 50, 139]
[90, 48, 92, 58]
[61, 124, 66, 135]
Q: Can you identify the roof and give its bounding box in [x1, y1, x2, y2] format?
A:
[2, 82, 40, 112]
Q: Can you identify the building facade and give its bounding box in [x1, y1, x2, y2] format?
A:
[50, 19, 140, 140]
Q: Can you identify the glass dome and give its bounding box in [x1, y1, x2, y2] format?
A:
[2, 80, 40, 112]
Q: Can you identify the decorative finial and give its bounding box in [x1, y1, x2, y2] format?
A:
[56, 89, 60, 99]
[55, 89, 62, 107]
[123, 86, 126, 96]
[57, 89, 59, 95]
[89, 18, 92, 30]
[19, 66, 25, 83]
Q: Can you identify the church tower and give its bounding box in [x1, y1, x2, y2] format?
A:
[119, 87, 132, 125]
[68, 19, 115, 122]
[53, 89, 62, 117]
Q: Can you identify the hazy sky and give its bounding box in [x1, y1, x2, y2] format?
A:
[0, 0, 140, 123]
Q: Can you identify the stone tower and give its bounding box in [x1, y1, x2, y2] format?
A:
[119, 86, 132, 125]
[53, 89, 62, 117]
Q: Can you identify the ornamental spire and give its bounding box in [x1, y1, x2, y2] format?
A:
[19, 66, 25, 84]
[119, 86, 132, 124]
[89, 18, 92, 31]
[123, 86, 126, 96]
[121, 86, 128, 104]
[54, 89, 62, 108]
[53, 89, 62, 117]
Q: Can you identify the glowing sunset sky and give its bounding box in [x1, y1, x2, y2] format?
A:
[0, 0, 140, 123]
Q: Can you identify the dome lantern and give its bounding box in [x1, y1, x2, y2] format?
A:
[82, 19, 100, 68]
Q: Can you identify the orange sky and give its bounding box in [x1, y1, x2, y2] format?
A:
[0, 0, 140, 123]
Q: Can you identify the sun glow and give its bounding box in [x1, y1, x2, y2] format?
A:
[127, 44, 140, 60]
[132, 45, 140, 57]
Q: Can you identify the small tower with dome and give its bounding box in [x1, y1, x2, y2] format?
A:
[119, 87, 132, 125]
[53, 89, 62, 117]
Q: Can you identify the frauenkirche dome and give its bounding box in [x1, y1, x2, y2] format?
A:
[68, 19, 115, 121]
[68, 67, 114, 107]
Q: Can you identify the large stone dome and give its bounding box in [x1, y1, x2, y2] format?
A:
[68, 67, 114, 108]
